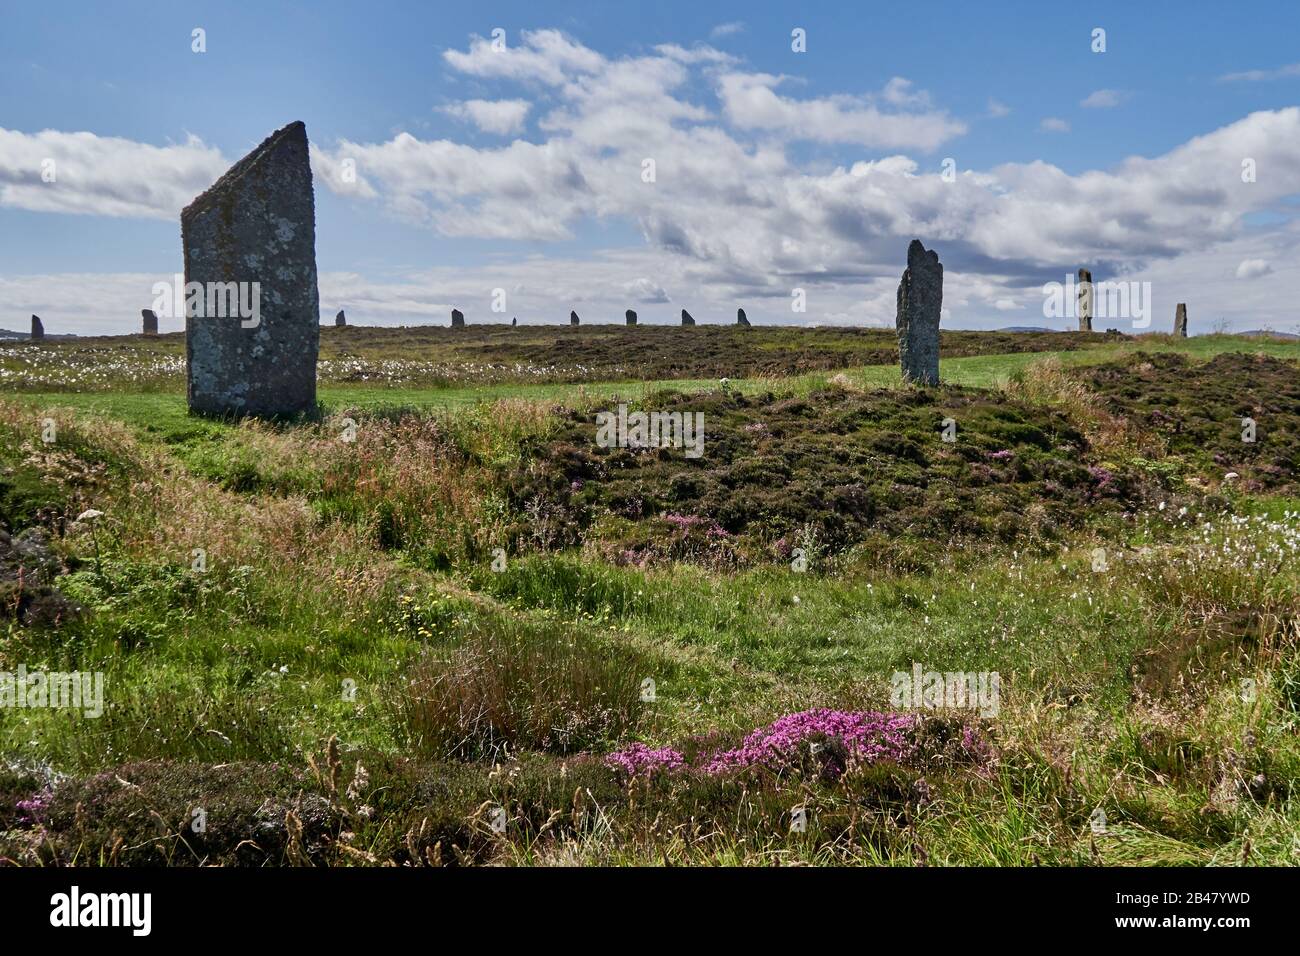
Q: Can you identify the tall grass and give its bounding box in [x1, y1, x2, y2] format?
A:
[394, 615, 646, 760]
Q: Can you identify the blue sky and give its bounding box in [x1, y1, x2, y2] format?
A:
[3, 0, 1300, 333]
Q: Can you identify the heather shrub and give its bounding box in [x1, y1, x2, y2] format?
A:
[23, 761, 340, 866]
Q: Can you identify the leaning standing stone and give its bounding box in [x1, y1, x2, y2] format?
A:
[896, 240, 943, 386]
[626, 309, 637, 326]
[182, 121, 319, 417]
[1173, 303, 1187, 338]
[30, 315, 44, 341]
[681, 309, 695, 326]
[570, 310, 580, 326]
[335, 310, 346, 327]
[1077, 268, 1093, 332]
[141, 309, 158, 336]
[737, 308, 750, 327]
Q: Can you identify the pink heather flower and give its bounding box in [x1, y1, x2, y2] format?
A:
[605, 711, 992, 783]
[605, 743, 686, 777]
[1087, 465, 1116, 492]
[987, 449, 1014, 461]
[663, 512, 730, 539]
[703, 709, 919, 775]
[15, 790, 52, 826]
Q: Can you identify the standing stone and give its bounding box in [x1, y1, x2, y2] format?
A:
[737, 308, 750, 327]
[182, 121, 319, 417]
[335, 310, 346, 327]
[681, 309, 695, 326]
[1077, 268, 1093, 332]
[625, 309, 637, 326]
[1173, 303, 1188, 338]
[511, 317, 517, 326]
[895, 240, 943, 386]
[141, 309, 158, 336]
[451, 308, 465, 328]
[570, 310, 580, 326]
[30, 315, 44, 341]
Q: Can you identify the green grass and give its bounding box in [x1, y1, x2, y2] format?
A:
[10, 333, 1299, 424]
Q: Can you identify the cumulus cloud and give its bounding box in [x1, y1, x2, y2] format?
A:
[1039, 117, 1070, 132]
[0, 128, 229, 219]
[1236, 258, 1273, 278]
[1080, 89, 1128, 108]
[441, 98, 532, 135]
[441, 29, 604, 86]
[624, 277, 670, 303]
[717, 72, 965, 149]
[311, 29, 1300, 327]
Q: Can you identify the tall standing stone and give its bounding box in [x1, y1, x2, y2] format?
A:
[1173, 303, 1188, 338]
[1077, 268, 1093, 332]
[737, 308, 750, 327]
[511, 317, 517, 326]
[30, 315, 44, 341]
[182, 121, 319, 417]
[895, 240, 943, 386]
[335, 310, 346, 327]
[681, 309, 695, 326]
[141, 309, 158, 336]
[451, 308, 465, 328]
[570, 310, 580, 326]
[625, 309, 637, 326]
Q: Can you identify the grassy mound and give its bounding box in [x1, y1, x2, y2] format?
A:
[1078, 351, 1300, 490]
[510, 383, 1143, 566]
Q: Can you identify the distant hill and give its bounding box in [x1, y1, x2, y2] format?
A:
[1238, 329, 1300, 340]
[999, 326, 1062, 333]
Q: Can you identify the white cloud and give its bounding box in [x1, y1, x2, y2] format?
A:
[441, 99, 531, 135]
[1080, 89, 1127, 109]
[881, 77, 932, 109]
[717, 72, 965, 149]
[0, 128, 229, 219]
[441, 29, 604, 86]
[1236, 258, 1273, 278]
[710, 21, 745, 39]
[986, 98, 1011, 118]
[624, 277, 670, 303]
[1039, 117, 1070, 132]
[1218, 63, 1300, 83]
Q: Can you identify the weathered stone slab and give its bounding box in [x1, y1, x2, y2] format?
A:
[30, 315, 43, 340]
[895, 240, 943, 386]
[1077, 268, 1093, 332]
[451, 308, 464, 328]
[182, 121, 319, 417]
[737, 308, 750, 327]
[141, 309, 158, 336]
[335, 310, 346, 327]
[626, 309, 637, 326]
[1173, 303, 1187, 338]
[570, 310, 580, 326]
[681, 309, 695, 326]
